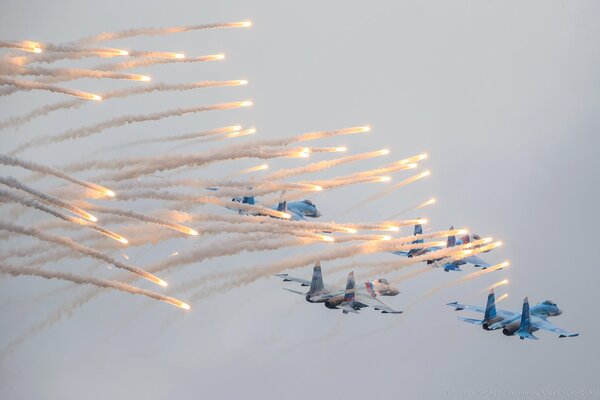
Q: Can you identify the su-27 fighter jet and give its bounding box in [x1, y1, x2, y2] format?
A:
[275, 261, 402, 314]
[391, 220, 493, 271]
[447, 289, 579, 340]
[232, 189, 322, 221]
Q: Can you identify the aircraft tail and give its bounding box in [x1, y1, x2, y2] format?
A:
[411, 219, 424, 244]
[517, 297, 538, 340]
[276, 189, 287, 212]
[484, 289, 497, 320]
[308, 261, 324, 295]
[343, 271, 356, 303]
[446, 225, 456, 248]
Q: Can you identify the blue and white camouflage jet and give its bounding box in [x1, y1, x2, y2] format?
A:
[232, 189, 322, 221]
[447, 289, 579, 340]
[391, 220, 493, 271]
[276, 261, 402, 314]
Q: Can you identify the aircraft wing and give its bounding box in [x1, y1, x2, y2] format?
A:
[274, 273, 311, 287]
[462, 254, 492, 268]
[447, 302, 516, 318]
[531, 316, 579, 338]
[288, 208, 307, 221]
[356, 293, 403, 314]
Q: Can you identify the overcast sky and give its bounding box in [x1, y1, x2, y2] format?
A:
[1, 1, 599, 399]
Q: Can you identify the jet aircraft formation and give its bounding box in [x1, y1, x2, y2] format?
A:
[0, 19, 579, 350]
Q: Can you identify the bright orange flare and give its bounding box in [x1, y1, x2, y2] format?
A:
[320, 235, 335, 242]
[378, 176, 392, 182]
[226, 128, 256, 138]
[335, 147, 347, 152]
[81, 211, 98, 222]
[277, 212, 291, 220]
[337, 226, 357, 234]
[155, 278, 168, 287]
[133, 75, 152, 82]
[496, 293, 509, 303]
[238, 164, 269, 174]
[380, 235, 392, 241]
[384, 225, 400, 232]
[486, 279, 509, 291]
[178, 301, 191, 310]
[75, 92, 103, 101]
[226, 21, 253, 28]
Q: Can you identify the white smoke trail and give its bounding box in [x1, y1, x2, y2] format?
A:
[0, 176, 97, 222]
[0, 263, 189, 309]
[119, 124, 242, 148]
[0, 76, 101, 100]
[340, 170, 431, 216]
[0, 189, 127, 244]
[70, 146, 303, 181]
[0, 81, 245, 130]
[0, 154, 114, 197]
[95, 54, 224, 71]
[73, 21, 252, 45]
[86, 205, 198, 236]
[10, 101, 252, 155]
[0, 63, 151, 81]
[106, 189, 292, 219]
[0, 222, 166, 286]
[263, 149, 390, 181]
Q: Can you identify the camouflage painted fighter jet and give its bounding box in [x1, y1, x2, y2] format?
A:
[447, 289, 579, 339]
[276, 261, 402, 314]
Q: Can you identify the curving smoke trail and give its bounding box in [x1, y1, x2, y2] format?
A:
[0, 176, 97, 222]
[119, 124, 242, 148]
[0, 221, 166, 286]
[0, 63, 151, 81]
[263, 149, 390, 181]
[95, 54, 224, 71]
[73, 21, 252, 45]
[0, 263, 189, 309]
[0, 189, 127, 244]
[0, 154, 114, 197]
[0, 81, 245, 130]
[10, 101, 252, 155]
[340, 170, 431, 216]
[86, 205, 198, 236]
[0, 76, 101, 100]
[67, 146, 302, 181]
[105, 189, 293, 219]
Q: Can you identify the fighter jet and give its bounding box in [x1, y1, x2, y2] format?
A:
[232, 189, 322, 221]
[391, 221, 492, 271]
[275, 261, 402, 314]
[447, 290, 579, 339]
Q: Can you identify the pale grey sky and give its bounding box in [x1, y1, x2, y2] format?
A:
[1, 1, 599, 399]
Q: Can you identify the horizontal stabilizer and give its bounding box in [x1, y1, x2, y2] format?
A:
[447, 301, 464, 311]
[559, 333, 580, 338]
[518, 332, 539, 340]
[459, 317, 484, 325]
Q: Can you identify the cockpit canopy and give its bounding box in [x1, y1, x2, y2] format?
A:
[377, 278, 389, 284]
[301, 199, 315, 206]
[541, 300, 557, 306]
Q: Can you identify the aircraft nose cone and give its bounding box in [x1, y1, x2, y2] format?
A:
[314, 210, 322, 217]
[557, 309, 563, 315]
[390, 288, 400, 296]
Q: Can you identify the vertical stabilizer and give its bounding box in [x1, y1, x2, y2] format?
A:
[308, 261, 324, 295]
[276, 189, 288, 212]
[484, 289, 497, 320]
